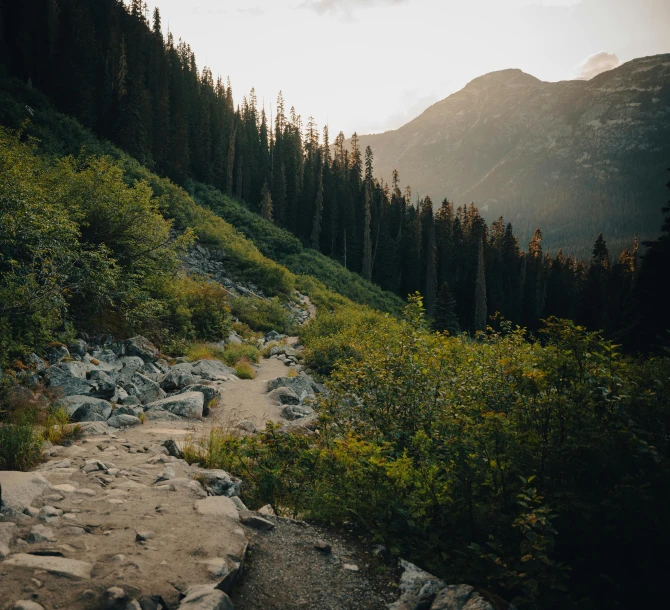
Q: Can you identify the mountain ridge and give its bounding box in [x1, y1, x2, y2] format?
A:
[355, 54, 670, 256]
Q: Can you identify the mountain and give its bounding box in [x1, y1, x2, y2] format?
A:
[356, 55, 670, 256]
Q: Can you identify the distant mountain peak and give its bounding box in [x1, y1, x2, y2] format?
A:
[464, 68, 543, 90]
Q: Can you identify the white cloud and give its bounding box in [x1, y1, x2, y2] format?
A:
[572, 51, 622, 80]
[299, 0, 408, 17]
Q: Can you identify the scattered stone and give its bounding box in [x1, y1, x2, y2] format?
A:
[27, 524, 56, 543]
[267, 376, 316, 402]
[88, 369, 116, 398]
[230, 496, 247, 511]
[178, 585, 234, 610]
[281, 404, 314, 421]
[68, 339, 88, 358]
[177, 384, 219, 415]
[23, 507, 40, 518]
[238, 511, 275, 531]
[113, 404, 144, 417]
[83, 460, 106, 473]
[77, 421, 112, 436]
[144, 407, 183, 421]
[135, 531, 154, 542]
[146, 392, 204, 419]
[123, 336, 159, 363]
[197, 557, 230, 578]
[62, 526, 87, 536]
[314, 540, 332, 554]
[51, 484, 77, 494]
[162, 439, 184, 459]
[236, 420, 257, 434]
[155, 467, 175, 483]
[45, 361, 94, 396]
[160, 369, 200, 392]
[388, 559, 447, 610]
[194, 497, 240, 520]
[0, 472, 51, 513]
[47, 344, 70, 365]
[126, 602, 142, 610]
[268, 387, 300, 405]
[64, 395, 113, 422]
[191, 359, 237, 381]
[258, 504, 275, 517]
[0, 542, 10, 559]
[111, 554, 126, 563]
[430, 585, 496, 610]
[38, 506, 62, 522]
[3, 553, 93, 579]
[104, 586, 129, 608]
[128, 373, 165, 404]
[194, 469, 241, 497]
[343, 564, 359, 572]
[12, 601, 45, 610]
[107, 414, 142, 428]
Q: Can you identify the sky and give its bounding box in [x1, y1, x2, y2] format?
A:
[144, 0, 670, 136]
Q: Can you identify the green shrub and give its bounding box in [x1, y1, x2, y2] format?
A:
[0, 422, 43, 471]
[230, 296, 295, 335]
[234, 360, 256, 380]
[222, 344, 260, 367]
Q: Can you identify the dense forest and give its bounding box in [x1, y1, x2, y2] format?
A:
[2, 0, 667, 351]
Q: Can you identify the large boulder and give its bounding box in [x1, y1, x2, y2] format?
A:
[146, 392, 204, 419]
[45, 361, 94, 396]
[107, 414, 142, 428]
[87, 369, 116, 398]
[127, 372, 165, 404]
[160, 369, 200, 392]
[266, 376, 315, 402]
[62, 396, 112, 422]
[194, 469, 242, 497]
[177, 384, 219, 415]
[68, 339, 88, 358]
[144, 407, 183, 421]
[430, 585, 495, 610]
[178, 585, 233, 610]
[191, 360, 237, 381]
[281, 405, 314, 421]
[387, 559, 447, 610]
[0, 472, 51, 514]
[122, 336, 159, 363]
[114, 404, 144, 418]
[268, 387, 300, 405]
[46, 344, 70, 365]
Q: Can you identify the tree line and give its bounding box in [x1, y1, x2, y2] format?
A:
[1, 0, 667, 350]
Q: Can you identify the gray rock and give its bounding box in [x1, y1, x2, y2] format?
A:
[12, 602, 45, 610]
[107, 414, 142, 428]
[430, 585, 495, 610]
[162, 439, 184, 459]
[38, 506, 62, 522]
[0, 472, 51, 513]
[144, 407, 183, 421]
[146, 392, 204, 419]
[238, 511, 275, 531]
[281, 404, 314, 421]
[177, 384, 219, 414]
[77, 421, 112, 436]
[268, 387, 300, 405]
[258, 504, 275, 517]
[194, 497, 240, 520]
[128, 373, 165, 404]
[178, 585, 233, 610]
[68, 339, 88, 358]
[314, 540, 331, 553]
[230, 497, 247, 511]
[27, 524, 56, 543]
[160, 369, 200, 392]
[191, 360, 237, 381]
[103, 586, 128, 609]
[2, 553, 93, 579]
[236, 420, 257, 433]
[27, 353, 47, 372]
[118, 356, 145, 380]
[45, 361, 94, 396]
[388, 559, 447, 610]
[194, 469, 242, 497]
[0, 522, 18, 546]
[135, 531, 154, 542]
[227, 333, 243, 345]
[62, 526, 87, 536]
[63, 396, 112, 422]
[46, 344, 70, 365]
[114, 405, 144, 418]
[119, 395, 141, 407]
[265, 331, 285, 342]
[88, 369, 116, 398]
[123, 336, 159, 363]
[267, 376, 315, 402]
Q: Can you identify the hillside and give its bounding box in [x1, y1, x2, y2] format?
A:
[356, 54, 670, 256]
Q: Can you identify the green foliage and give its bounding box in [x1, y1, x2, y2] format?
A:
[222, 344, 260, 367]
[230, 297, 295, 335]
[0, 422, 44, 471]
[234, 360, 256, 380]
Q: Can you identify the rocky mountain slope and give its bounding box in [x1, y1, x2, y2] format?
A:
[357, 54, 670, 255]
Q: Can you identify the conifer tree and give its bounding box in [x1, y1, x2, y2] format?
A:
[362, 184, 373, 280]
[260, 181, 273, 223]
[434, 282, 460, 335]
[474, 237, 487, 332]
[311, 168, 324, 250]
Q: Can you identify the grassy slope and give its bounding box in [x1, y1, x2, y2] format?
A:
[0, 70, 403, 314]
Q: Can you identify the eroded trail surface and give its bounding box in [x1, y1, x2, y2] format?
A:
[0, 345, 397, 610]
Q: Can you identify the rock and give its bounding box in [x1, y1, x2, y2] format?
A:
[126, 602, 142, 610]
[162, 439, 184, 459]
[117, 356, 145, 383]
[155, 467, 175, 482]
[77, 421, 112, 436]
[63, 396, 112, 422]
[0, 472, 51, 514]
[82, 460, 106, 473]
[23, 507, 40, 518]
[144, 407, 183, 421]
[267, 376, 315, 402]
[190, 359, 237, 381]
[236, 420, 257, 433]
[114, 404, 144, 418]
[146, 392, 204, 419]
[45, 361, 94, 396]
[38, 506, 62, 521]
[138, 595, 170, 610]
[343, 564, 359, 572]
[430, 585, 495, 610]
[230, 497, 247, 511]
[268, 387, 300, 405]
[314, 540, 331, 553]
[258, 504, 275, 517]
[238, 511, 275, 530]
[27, 524, 56, 542]
[68, 339, 88, 358]
[107, 414, 142, 428]
[12, 602, 45, 610]
[160, 369, 200, 392]
[265, 331, 284, 342]
[388, 559, 447, 610]
[128, 373, 165, 404]
[62, 526, 87, 536]
[123, 336, 159, 363]
[135, 531, 154, 542]
[177, 384, 219, 415]
[46, 344, 70, 365]
[27, 353, 47, 373]
[2, 553, 93, 579]
[0, 542, 10, 559]
[178, 585, 233, 610]
[194, 497, 240, 520]
[119, 395, 142, 407]
[88, 369, 116, 398]
[281, 404, 314, 421]
[0, 523, 18, 546]
[104, 586, 129, 608]
[194, 469, 241, 497]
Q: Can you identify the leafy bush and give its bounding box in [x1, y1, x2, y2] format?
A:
[230, 297, 295, 335]
[234, 359, 256, 380]
[222, 344, 260, 367]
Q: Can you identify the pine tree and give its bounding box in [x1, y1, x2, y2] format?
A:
[260, 181, 273, 222]
[311, 168, 323, 250]
[434, 282, 460, 336]
[362, 184, 373, 280]
[474, 237, 487, 332]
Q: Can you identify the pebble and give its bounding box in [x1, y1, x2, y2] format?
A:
[343, 564, 359, 572]
[135, 531, 154, 542]
[314, 540, 332, 554]
[12, 601, 45, 610]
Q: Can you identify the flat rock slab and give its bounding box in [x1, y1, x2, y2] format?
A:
[179, 585, 234, 610]
[148, 392, 204, 419]
[0, 471, 51, 513]
[194, 497, 240, 521]
[3, 554, 93, 579]
[239, 511, 274, 531]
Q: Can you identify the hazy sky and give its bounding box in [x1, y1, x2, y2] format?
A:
[144, 0, 670, 135]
